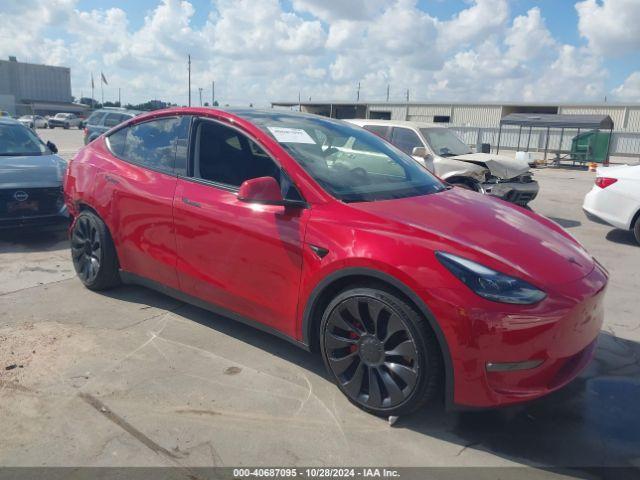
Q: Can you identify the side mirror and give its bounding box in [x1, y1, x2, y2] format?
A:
[412, 146, 428, 157]
[46, 141, 58, 154]
[238, 176, 288, 206]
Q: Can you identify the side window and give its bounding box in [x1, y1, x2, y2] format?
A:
[104, 113, 129, 128]
[391, 127, 422, 155]
[194, 120, 302, 200]
[106, 128, 126, 157]
[86, 112, 105, 126]
[105, 116, 191, 175]
[363, 125, 391, 140]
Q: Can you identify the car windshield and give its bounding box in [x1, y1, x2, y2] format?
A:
[420, 128, 472, 157]
[20, 116, 33, 120]
[55, 113, 68, 118]
[0, 123, 48, 156]
[237, 111, 445, 202]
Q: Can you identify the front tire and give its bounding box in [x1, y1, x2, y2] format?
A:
[320, 286, 442, 417]
[634, 217, 640, 246]
[70, 211, 120, 290]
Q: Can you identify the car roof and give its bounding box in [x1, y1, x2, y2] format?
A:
[0, 117, 21, 125]
[93, 108, 142, 116]
[346, 119, 447, 129]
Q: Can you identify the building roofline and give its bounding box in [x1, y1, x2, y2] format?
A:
[0, 58, 70, 71]
[271, 100, 640, 108]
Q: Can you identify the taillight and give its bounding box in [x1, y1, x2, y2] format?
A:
[595, 177, 618, 189]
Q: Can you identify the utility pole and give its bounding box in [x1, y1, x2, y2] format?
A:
[188, 54, 191, 107]
[198, 87, 203, 106]
[405, 89, 410, 121]
[386, 84, 390, 102]
[212, 80, 215, 106]
[298, 91, 301, 112]
[357, 81, 361, 102]
[118, 88, 121, 107]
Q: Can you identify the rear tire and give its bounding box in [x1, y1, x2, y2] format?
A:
[634, 217, 640, 246]
[70, 211, 120, 290]
[320, 285, 442, 417]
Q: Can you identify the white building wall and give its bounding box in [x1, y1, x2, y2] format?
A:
[626, 108, 640, 132]
[558, 106, 626, 131]
[451, 105, 502, 127]
[368, 103, 407, 120]
[407, 104, 452, 122]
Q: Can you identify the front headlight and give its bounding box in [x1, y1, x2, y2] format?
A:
[436, 251, 546, 305]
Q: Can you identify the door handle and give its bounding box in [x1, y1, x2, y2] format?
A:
[182, 197, 201, 208]
[104, 174, 119, 185]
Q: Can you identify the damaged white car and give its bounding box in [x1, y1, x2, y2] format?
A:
[346, 120, 539, 206]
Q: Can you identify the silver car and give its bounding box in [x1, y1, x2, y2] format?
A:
[347, 119, 539, 206]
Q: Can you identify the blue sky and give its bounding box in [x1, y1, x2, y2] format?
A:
[1, 0, 639, 105]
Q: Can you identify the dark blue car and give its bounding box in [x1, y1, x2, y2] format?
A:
[83, 108, 141, 145]
[0, 118, 69, 230]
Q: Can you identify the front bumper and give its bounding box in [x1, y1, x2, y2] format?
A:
[0, 206, 69, 230]
[425, 263, 607, 409]
[482, 179, 539, 206]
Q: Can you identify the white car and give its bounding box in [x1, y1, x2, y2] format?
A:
[17, 115, 48, 129]
[47, 112, 83, 129]
[583, 164, 640, 245]
[346, 119, 539, 206]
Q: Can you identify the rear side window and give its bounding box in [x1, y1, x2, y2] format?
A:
[106, 116, 191, 175]
[86, 112, 106, 126]
[363, 125, 391, 140]
[104, 113, 130, 128]
[390, 127, 422, 155]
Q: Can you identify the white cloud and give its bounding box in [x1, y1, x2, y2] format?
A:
[613, 71, 640, 101]
[437, 0, 509, 52]
[0, 0, 636, 105]
[576, 0, 640, 56]
[291, 0, 390, 22]
[505, 7, 555, 61]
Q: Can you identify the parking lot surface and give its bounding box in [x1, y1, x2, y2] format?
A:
[1, 130, 639, 475]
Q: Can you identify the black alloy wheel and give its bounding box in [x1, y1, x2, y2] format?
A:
[71, 215, 102, 284]
[321, 287, 441, 416]
[70, 211, 120, 290]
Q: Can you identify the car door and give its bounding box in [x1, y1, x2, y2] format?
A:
[93, 115, 191, 290]
[173, 117, 308, 338]
[390, 126, 431, 169]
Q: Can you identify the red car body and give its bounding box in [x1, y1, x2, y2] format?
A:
[64, 107, 607, 409]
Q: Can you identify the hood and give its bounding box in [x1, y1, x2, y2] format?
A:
[450, 152, 530, 179]
[350, 188, 594, 286]
[0, 154, 67, 189]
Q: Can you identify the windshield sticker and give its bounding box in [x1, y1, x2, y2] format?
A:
[267, 127, 316, 144]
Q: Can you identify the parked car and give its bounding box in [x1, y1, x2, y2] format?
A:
[0, 118, 69, 229]
[0, 111, 12, 118]
[48, 112, 83, 129]
[18, 115, 48, 129]
[583, 164, 640, 245]
[347, 120, 539, 206]
[83, 108, 141, 145]
[64, 108, 606, 416]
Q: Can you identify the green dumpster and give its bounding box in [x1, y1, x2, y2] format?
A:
[570, 130, 611, 164]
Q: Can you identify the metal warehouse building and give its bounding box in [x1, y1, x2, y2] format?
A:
[271, 101, 640, 158]
[0, 56, 86, 116]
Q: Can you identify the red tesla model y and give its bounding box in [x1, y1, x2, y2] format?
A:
[64, 108, 607, 416]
